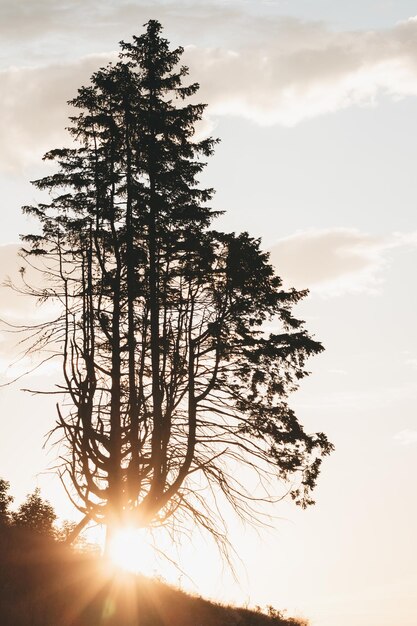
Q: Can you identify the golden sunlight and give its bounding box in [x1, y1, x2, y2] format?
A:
[107, 527, 157, 576]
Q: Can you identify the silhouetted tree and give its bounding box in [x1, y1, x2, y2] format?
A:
[11, 488, 57, 537]
[20, 20, 332, 552]
[0, 478, 13, 526]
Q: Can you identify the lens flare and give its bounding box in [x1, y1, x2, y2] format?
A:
[108, 527, 156, 576]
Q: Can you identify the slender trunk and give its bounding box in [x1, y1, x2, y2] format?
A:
[124, 99, 141, 501]
[109, 281, 122, 517]
[148, 160, 164, 498]
[147, 79, 164, 505]
[108, 138, 123, 527]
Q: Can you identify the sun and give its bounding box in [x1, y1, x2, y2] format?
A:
[107, 527, 157, 576]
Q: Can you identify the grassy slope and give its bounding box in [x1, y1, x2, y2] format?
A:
[0, 527, 307, 626]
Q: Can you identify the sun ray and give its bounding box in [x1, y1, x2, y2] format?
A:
[107, 527, 157, 576]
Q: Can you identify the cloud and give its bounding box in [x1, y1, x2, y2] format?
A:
[0, 0, 244, 55]
[0, 55, 114, 170]
[185, 15, 417, 126]
[3, 13, 417, 166]
[0, 0, 123, 46]
[394, 429, 417, 445]
[269, 228, 417, 296]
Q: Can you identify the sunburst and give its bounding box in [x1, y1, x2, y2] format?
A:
[107, 527, 157, 576]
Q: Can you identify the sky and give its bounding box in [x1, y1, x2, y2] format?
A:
[0, 2, 417, 626]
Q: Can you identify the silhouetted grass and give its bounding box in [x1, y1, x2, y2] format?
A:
[0, 526, 307, 626]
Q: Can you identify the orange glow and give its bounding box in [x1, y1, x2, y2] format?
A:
[107, 527, 157, 576]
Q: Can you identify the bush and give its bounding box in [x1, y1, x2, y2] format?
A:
[11, 488, 56, 537]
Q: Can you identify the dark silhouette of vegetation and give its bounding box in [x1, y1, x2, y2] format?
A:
[0, 478, 95, 546]
[19, 19, 332, 553]
[0, 479, 58, 536]
[0, 478, 307, 625]
[0, 525, 307, 626]
[0, 477, 13, 526]
[11, 488, 57, 537]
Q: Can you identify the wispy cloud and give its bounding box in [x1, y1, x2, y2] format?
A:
[0, 55, 114, 170]
[3, 12, 417, 166]
[0, 0, 244, 54]
[187, 15, 417, 126]
[269, 228, 417, 296]
[394, 429, 417, 445]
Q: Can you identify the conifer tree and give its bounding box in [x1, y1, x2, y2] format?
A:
[21, 21, 332, 551]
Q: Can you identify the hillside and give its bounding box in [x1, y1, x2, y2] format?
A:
[0, 527, 307, 626]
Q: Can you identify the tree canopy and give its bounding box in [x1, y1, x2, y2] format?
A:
[20, 20, 332, 551]
[11, 488, 57, 537]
